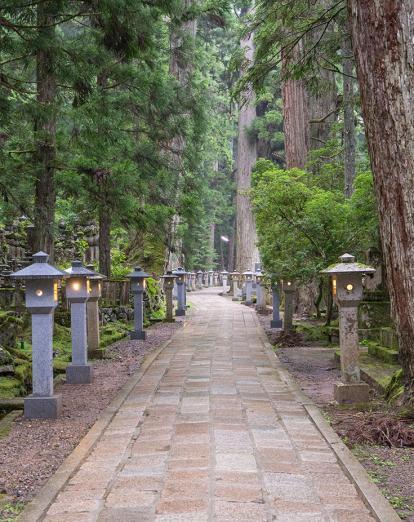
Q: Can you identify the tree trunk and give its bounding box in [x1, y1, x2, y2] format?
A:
[165, 0, 197, 270]
[228, 218, 235, 272]
[99, 202, 111, 278]
[208, 223, 215, 268]
[33, 2, 57, 258]
[348, 0, 414, 400]
[282, 43, 309, 169]
[343, 24, 356, 197]
[235, 21, 259, 272]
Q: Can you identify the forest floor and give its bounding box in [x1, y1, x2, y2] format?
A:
[257, 313, 414, 521]
[0, 319, 183, 521]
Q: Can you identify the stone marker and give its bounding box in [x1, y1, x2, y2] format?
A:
[322, 253, 375, 404]
[86, 265, 105, 359]
[191, 272, 197, 291]
[282, 280, 295, 333]
[243, 270, 254, 306]
[255, 269, 266, 311]
[162, 271, 176, 322]
[127, 266, 149, 340]
[65, 260, 96, 384]
[11, 252, 66, 419]
[270, 281, 283, 329]
[173, 267, 187, 316]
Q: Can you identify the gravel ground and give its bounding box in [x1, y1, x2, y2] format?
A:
[257, 311, 414, 521]
[0, 319, 182, 511]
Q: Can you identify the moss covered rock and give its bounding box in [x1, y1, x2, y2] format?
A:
[0, 377, 23, 398]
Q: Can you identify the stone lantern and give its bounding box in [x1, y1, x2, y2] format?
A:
[127, 266, 150, 340]
[322, 253, 375, 403]
[255, 269, 266, 311]
[213, 271, 218, 286]
[11, 252, 66, 419]
[65, 260, 96, 384]
[230, 271, 241, 300]
[243, 270, 255, 306]
[162, 271, 176, 322]
[191, 272, 197, 291]
[270, 277, 283, 329]
[186, 272, 192, 293]
[173, 267, 187, 316]
[282, 280, 296, 333]
[85, 265, 105, 359]
[196, 270, 203, 290]
[221, 270, 229, 294]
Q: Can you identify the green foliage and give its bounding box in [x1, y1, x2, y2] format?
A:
[252, 161, 378, 281]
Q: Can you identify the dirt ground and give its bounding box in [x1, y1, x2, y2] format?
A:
[257, 313, 414, 521]
[0, 320, 182, 520]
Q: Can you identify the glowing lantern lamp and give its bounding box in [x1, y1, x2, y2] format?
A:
[11, 251, 67, 419]
[65, 260, 96, 384]
[127, 266, 150, 340]
[322, 253, 375, 403]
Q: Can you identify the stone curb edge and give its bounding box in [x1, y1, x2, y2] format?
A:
[18, 328, 181, 522]
[257, 326, 401, 522]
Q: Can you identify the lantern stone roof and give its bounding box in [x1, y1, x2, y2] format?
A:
[243, 270, 254, 276]
[86, 264, 107, 280]
[221, 270, 229, 275]
[127, 266, 150, 279]
[321, 253, 376, 275]
[173, 267, 187, 275]
[11, 251, 67, 280]
[161, 270, 177, 279]
[65, 260, 97, 278]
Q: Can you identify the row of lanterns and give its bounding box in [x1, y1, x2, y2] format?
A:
[11, 250, 374, 420]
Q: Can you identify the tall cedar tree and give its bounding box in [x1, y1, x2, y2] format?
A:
[348, 0, 414, 402]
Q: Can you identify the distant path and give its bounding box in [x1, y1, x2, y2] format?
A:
[39, 288, 375, 521]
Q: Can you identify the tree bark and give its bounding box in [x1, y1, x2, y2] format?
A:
[208, 222, 215, 269]
[165, 0, 197, 270]
[33, 1, 57, 259]
[348, 0, 414, 399]
[235, 21, 259, 272]
[282, 43, 309, 169]
[343, 24, 356, 197]
[99, 201, 111, 278]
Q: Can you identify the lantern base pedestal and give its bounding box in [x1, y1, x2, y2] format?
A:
[24, 394, 62, 419]
[334, 381, 370, 404]
[175, 309, 185, 317]
[270, 319, 283, 329]
[66, 364, 93, 384]
[131, 330, 146, 340]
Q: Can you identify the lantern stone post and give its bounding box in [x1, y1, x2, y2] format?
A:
[255, 270, 266, 311]
[243, 270, 254, 306]
[65, 261, 96, 384]
[86, 265, 105, 359]
[127, 266, 149, 340]
[270, 281, 283, 329]
[322, 254, 375, 403]
[173, 267, 187, 316]
[11, 252, 66, 419]
[282, 280, 295, 333]
[162, 271, 176, 322]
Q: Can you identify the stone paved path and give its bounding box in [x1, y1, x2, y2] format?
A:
[43, 288, 375, 521]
